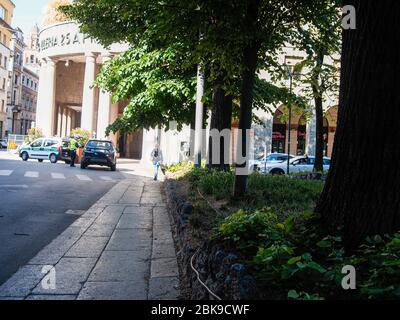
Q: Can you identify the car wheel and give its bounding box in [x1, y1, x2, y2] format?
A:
[49, 154, 58, 164]
[21, 152, 29, 161]
[110, 164, 116, 172]
[38, 159, 43, 163]
[270, 168, 285, 175]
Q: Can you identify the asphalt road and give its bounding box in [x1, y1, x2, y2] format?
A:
[0, 151, 125, 285]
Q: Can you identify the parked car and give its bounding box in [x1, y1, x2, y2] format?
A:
[250, 153, 295, 171]
[260, 155, 331, 175]
[81, 140, 117, 171]
[19, 138, 62, 163]
[0, 139, 7, 149]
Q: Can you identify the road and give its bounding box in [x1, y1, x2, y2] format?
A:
[0, 151, 126, 286]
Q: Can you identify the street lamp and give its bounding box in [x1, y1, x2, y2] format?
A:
[284, 63, 293, 175]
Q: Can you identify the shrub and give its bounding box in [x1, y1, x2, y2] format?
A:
[215, 208, 400, 300]
[70, 128, 90, 146]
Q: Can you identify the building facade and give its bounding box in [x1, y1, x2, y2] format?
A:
[19, 66, 38, 135]
[6, 27, 24, 134]
[0, 0, 14, 138]
[24, 23, 40, 74]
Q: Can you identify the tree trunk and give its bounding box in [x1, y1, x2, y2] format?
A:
[313, 93, 324, 172]
[316, 0, 400, 250]
[208, 76, 233, 171]
[233, 0, 261, 197]
[233, 42, 260, 197]
[312, 50, 325, 173]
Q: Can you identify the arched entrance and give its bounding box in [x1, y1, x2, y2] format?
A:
[272, 109, 286, 153]
[323, 118, 329, 156]
[297, 114, 307, 155]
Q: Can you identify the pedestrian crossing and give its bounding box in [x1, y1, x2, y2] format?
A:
[0, 170, 119, 182]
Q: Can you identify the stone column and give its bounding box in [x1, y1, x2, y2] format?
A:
[36, 59, 56, 136]
[61, 107, 68, 137]
[57, 105, 63, 137]
[96, 55, 112, 139]
[81, 52, 97, 136]
[109, 102, 119, 146]
[66, 108, 72, 136]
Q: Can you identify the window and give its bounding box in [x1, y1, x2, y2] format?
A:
[3, 35, 6, 45]
[44, 140, 58, 147]
[2, 78, 5, 90]
[30, 55, 34, 64]
[0, 6, 5, 20]
[22, 76, 25, 85]
[4, 57, 7, 69]
[14, 75, 18, 85]
[31, 139, 43, 148]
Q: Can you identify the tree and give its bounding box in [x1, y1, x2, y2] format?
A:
[289, 1, 341, 172]
[316, 0, 400, 250]
[95, 44, 197, 134]
[63, 0, 328, 194]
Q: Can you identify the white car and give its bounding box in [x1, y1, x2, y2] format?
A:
[19, 138, 62, 163]
[250, 153, 295, 171]
[260, 156, 331, 175]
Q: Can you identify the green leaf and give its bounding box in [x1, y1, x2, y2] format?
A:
[287, 256, 302, 265]
[316, 240, 331, 248]
[288, 290, 300, 299]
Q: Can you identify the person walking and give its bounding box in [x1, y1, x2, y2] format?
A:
[69, 136, 79, 167]
[151, 144, 163, 181]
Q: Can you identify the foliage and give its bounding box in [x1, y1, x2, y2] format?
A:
[25, 128, 44, 144]
[216, 208, 400, 300]
[96, 44, 197, 134]
[185, 167, 322, 215]
[70, 128, 90, 146]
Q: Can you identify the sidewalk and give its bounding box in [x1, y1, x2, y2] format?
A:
[0, 176, 179, 300]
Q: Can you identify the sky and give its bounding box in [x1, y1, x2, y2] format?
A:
[11, 0, 49, 36]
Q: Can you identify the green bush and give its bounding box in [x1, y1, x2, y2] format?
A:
[184, 168, 323, 216]
[71, 128, 91, 146]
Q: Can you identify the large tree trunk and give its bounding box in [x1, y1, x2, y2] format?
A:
[208, 76, 233, 171]
[316, 0, 400, 250]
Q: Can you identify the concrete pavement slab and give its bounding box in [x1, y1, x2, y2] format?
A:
[105, 229, 152, 251]
[88, 251, 149, 282]
[0, 265, 47, 298]
[77, 281, 147, 300]
[65, 236, 109, 258]
[32, 257, 97, 295]
[148, 277, 179, 300]
[151, 258, 179, 278]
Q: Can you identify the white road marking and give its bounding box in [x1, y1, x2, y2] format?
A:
[0, 170, 13, 176]
[25, 171, 39, 178]
[100, 176, 113, 181]
[0, 185, 28, 189]
[51, 173, 66, 179]
[76, 174, 92, 181]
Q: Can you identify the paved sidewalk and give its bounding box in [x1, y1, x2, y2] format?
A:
[0, 176, 179, 300]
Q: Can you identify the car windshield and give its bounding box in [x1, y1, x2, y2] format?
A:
[86, 141, 113, 150]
